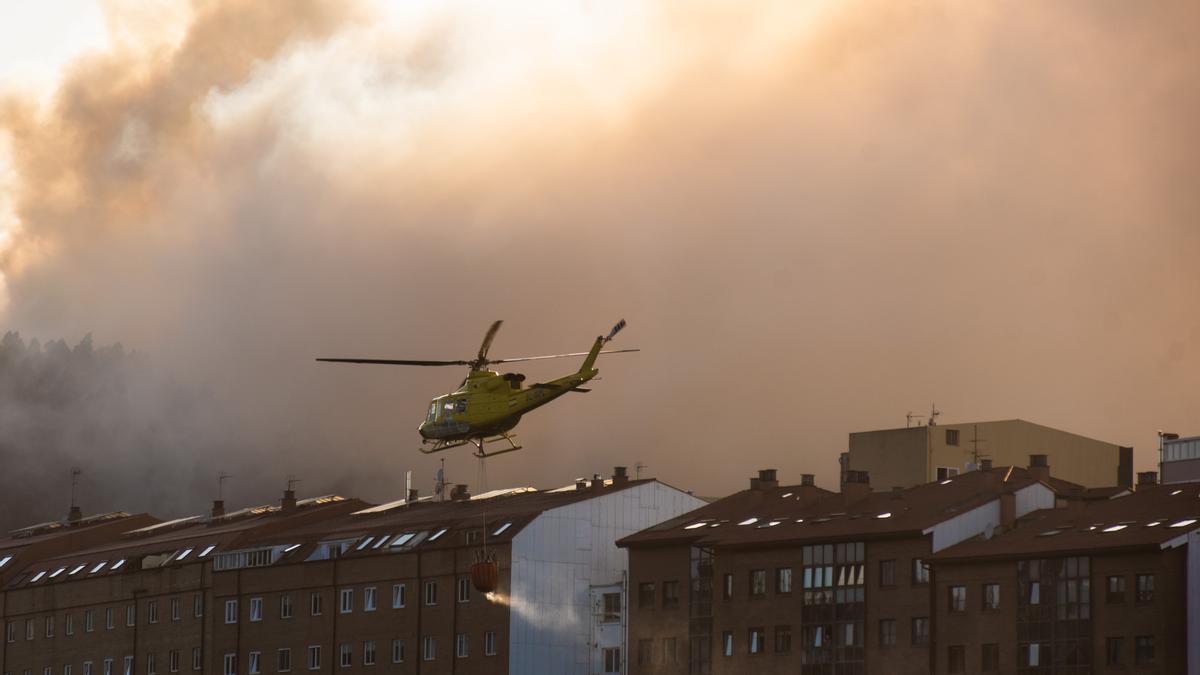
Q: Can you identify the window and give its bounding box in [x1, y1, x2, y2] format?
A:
[276, 649, 291, 673]
[949, 585, 966, 612]
[5, 622, 13, 642]
[170, 598, 180, 622]
[982, 583, 1000, 610]
[310, 593, 322, 616]
[774, 625, 791, 653]
[456, 578, 470, 604]
[339, 589, 353, 614]
[637, 639, 653, 666]
[391, 584, 406, 609]
[1135, 636, 1154, 665]
[662, 580, 680, 608]
[913, 559, 929, 584]
[339, 643, 352, 668]
[363, 641, 376, 666]
[66, 613, 75, 635]
[911, 617, 929, 645]
[247, 652, 260, 675]
[981, 643, 999, 672]
[280, 594, 293, 619]
[484, 631, 497, 656]
[638, 583, 655, 608]
[193, 594, 203, 618]
[224, 600, 237, 624]
[748, 627, 765, 654]
[878, 619, 895, 647]
[391, 640, 404, 664]
[148, 601, 158, 624]
[1105, 637, 1123, 666]
[24, 619, 32, 640]
[249, 598, 262, 622]
[421, 636, 436, 661]
[104, 659, 113, 675]
[455, 633, 468, 658]
[106, 608, 114, 630]
[936, 466, 960, 480]
[1028, 580, 1041, 604]
[126, 606, 135, 627]
[602, 593, 621, 622]
[723, 574, 733, 601]
[65, 666, 73, 675]
[222, 654, 235, 675]
[423, 581, 437, 606]
[722, 631, 733, 657]
[946, 429, 960, 446]
[750, 569, 767, 596]
[1107, 576, 1126, 603]
[879, 559, 896, 586]
[147, 654, 157, 675]
[85, 610, 94, 632]
[947, 645, 965, 673]
[776, 568, 792, 594]
[1136, 574, 1154, 603]
[602, 647, 620, 673]
[168, 651, 179, 673]
[85, 662, 93, 675]
[1022, 643, 1045, 667]
[307, 646, 321, 671]
[192, 648, 201, 671]
[663, 637, 678, 663]
[46, 616, 55, 637]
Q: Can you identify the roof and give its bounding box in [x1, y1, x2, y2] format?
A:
[933, 481, 1200, 562]
[851, 419, 1122, 447]
[619, 467, 1068, 550]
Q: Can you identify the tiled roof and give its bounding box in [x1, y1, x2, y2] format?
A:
[933, 482, 1200, 561]
[619, 467, 1070, 550]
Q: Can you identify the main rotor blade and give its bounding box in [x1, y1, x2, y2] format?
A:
[477, 320, 503, 364]
[316, 358, 472, 366]
[488, 348, 640, 365]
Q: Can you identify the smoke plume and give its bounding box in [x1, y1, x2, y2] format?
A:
[0, 0, 1197, 526]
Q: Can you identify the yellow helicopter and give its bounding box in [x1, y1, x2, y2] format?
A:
[317, 320, 637, 457]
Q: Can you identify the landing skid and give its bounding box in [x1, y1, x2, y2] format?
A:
[419, 432, 523, 458]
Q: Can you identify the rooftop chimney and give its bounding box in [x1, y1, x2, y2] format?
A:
[67, 505, 82, 524]
[612, 466, 629, 487]
[801, 474, 814, 486]
[792, 474, 820, 506]
[891, 486, 904, 500]
[842, 470, 872, 503]
[1028, 454, 1050, 483]
[450, 484, 471, 501]
[281, 489, 297, 512]
[211, 500, 225, 519]
[999, 489, 1016, 529]
[980, 459, 993, 471]
[407, 488, 419, 503]
[591, 473, 605, 491]
[751, 469, 779, 491]
[575, 479, 588, 491]
[1137, 471, 1158, 488]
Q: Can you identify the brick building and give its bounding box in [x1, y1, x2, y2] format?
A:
[929, 476, 1200, 674]
[1, 470, 704, 675]
[619, 461, 1080, 675]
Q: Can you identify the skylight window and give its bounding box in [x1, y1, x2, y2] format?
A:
[283, 544, 302, 553]
[1171, 489, 1183, 496]
[684, 522, 708, 530]
[795, 518, 805, 523]
[89, 561, 107, 574]
[781, 492, 793, 499]
[1145, 521, 1162, 527]
[49, 567, 66, 578]
[389, 533, 416, 547]
[30, 571, 46, 582]
[356, 537, 375, 551]
[1037, 529, 1063, 537]
[428, 528, 448, 542]
[372, 535, 392, 549]
[876, 512, 892, 519]
[1169, 518, 1198, 529]
[493, 522, 513, 536]
[939, 479, 952, 485]
[198, 545, 215, 558]
[758, 520, 782, 528]
[1102, 524, 1127, 532]
[176, 548, 194, 562]
[737, 517, 759, 526]
[111, 559, 126, 571]
[0, 555, 12, 568]
[69, 564, 86, 575]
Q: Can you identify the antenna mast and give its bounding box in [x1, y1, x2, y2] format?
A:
[218, 471, 232, 500]
[928, 403, 941, 427]
[969, 424, 989, 467]
[69, 467, 82, 509]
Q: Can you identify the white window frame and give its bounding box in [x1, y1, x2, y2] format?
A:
[148, 601, 158, 624]
[339, 644, 352, 668]
[276, 649, 291, 674]
[65, 613, 74, 636]
[424, 581, 437, 606]
[363, 587, 376, 612]
[391, 584, 406, 609]
[247, 652, 260, 675]
[123, 656, 133, 675]
[193, 594, 203, 619]
[126, 606, 135, 627]
[168, 650, 179, 673]
[339, 589, 353, 614]
[170, 598, 180, 622]
[457, 577, 470, 603]
[280, 594, 293, 619]
[362, 641, 376, 666]
[224, 600, 238, 625]
[484, 631, 496, 656]
[307, 646, 320, 671]
[422, 636, 436, 661]
[222, 654, 235, 675]
[455, 633, 468, 658]
[310, 593, 322, 616]
[391, 640, 404, 664]
[191, 648, 201, 671]
[248, 598, 262, 622]
[46, 616, 55, 637]
[84, 662, 93, 675]
[106, 609, 114, 630]
[147, 653, 157, 675]
[85, 610, 95, 633]
[103, 660, 113, 675]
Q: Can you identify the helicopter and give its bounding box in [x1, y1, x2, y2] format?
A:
[316, 319, 637, 457]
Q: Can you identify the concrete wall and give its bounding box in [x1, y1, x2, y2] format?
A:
[508, 483, 705, 675]
[847, 427, 928, 490]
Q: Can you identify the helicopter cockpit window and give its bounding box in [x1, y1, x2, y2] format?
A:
[445, 399, 467, 413]
[427, 403, 437, 423]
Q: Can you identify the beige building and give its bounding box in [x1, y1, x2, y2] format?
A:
[846, 419, 1132, 489]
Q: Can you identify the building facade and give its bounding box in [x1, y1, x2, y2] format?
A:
[1160, 434, 1200, 484]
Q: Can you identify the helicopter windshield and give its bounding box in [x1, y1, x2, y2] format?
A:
[427, 402, 437, 423]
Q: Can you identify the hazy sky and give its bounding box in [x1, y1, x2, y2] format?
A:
[0, 0, 1197, 517]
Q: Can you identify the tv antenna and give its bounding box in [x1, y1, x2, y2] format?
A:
[69, 467, 82, 510]
[969, 424, 989, 466]
[218, 471, 232, 500]
[906, 412, 925, 428]
[287, 475, 302, 492]
[635, 461, 647, 480]
[928, 403, 941, 427]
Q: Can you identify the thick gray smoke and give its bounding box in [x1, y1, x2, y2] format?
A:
[0, 0, 1197, 526]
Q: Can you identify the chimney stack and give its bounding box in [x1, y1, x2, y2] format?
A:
[407, 488, 419, 503]
[1137, 471, 1158, 488]
[842, 470, 872, 503]
[450, 484, 471, 501]
[211, 500, 225, 519]
[281, 489, 297, 512]
[591, 473, 605, 491]
[999, 489, 1016, 528]
[1028, 454, 1050, 483]
[67, 505, 82, 524]
[575, 479, 588, 491]
[751, 469, 779, 491]
[980, 459, 993, 471]
[612, 466, 629, 487]
[794, 474, 821, 506]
